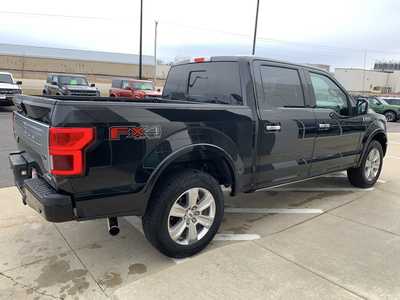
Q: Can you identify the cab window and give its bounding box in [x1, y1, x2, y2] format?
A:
[163, 62, 243, 105]
[310, 72, 349, 115]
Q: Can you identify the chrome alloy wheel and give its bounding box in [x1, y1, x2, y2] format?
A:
[364, 148, 381, 181]
[167, 187, 216, 245]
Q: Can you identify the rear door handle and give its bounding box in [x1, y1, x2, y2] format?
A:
[319, 123, 331, 129]
[265, 124, 281, 132]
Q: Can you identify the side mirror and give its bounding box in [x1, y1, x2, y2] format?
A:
[16, 81, 22, 85]
[356, 99, 369, 115]
[90, 83, 95, 87]
[51, 81, 58, 86]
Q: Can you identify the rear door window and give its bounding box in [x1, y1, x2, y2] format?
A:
[259, 66, 305, 108]
[162, 61, 243, 105]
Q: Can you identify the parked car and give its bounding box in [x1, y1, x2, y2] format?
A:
[367, 96, 400, 122]
[10, 56, 387, 258]
[43, 73, 100, 97]
[0, 72, 22, 106]
[109, 78, 161, 99]
[382, 97, 400, 106]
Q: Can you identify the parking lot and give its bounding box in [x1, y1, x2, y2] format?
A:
[1, 105, 400, 299]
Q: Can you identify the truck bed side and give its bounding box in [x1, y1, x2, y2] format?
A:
[14, 96, 254, 219]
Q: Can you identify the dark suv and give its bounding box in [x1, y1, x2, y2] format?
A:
[43, 73, 100, 97]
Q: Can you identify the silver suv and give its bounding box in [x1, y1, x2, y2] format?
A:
[0, 72, 22, 106]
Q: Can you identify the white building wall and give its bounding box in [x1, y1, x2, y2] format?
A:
[335, 69, 391, 93]
[387, 71, 400, 93]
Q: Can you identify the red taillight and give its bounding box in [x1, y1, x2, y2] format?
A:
[49, 127, 94, 176]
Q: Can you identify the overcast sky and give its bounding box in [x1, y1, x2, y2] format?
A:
[1, 0, 400, 68]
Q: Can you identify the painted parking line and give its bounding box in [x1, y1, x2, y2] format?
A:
[124, 216, 261, 243]
[171, 234, 262, 265]
[225, 208, 323, 214]
[214, 234, 260, 241]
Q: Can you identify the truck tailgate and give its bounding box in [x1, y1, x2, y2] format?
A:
[13, 95, 55, 174]
[14, 112, 50, 173]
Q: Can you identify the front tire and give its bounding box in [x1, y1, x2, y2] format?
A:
[142, 169, 224, 258]
[347, 140, 383, 188]
[384, 110, 396, 122]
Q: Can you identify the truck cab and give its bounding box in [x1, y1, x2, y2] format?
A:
[109, 78, 161, 99]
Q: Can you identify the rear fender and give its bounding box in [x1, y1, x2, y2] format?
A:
[143, 143, 238, 196]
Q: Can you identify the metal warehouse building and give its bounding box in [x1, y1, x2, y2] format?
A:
[335, 68, 400, 95]
[0, 43, 156, 82]
[0, 43, 172, 95]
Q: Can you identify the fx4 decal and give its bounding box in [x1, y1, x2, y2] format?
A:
[110, 126, 162, 140]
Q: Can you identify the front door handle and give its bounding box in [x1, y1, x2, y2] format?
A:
[319, 123, 331, 129]
[265, 124, 281, 132]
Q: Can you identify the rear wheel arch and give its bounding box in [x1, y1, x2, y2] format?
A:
[144, 145, 237, 210]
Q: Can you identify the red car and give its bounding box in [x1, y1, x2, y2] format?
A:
[109, 78, 161, 99]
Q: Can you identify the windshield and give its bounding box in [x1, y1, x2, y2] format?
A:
[379, 98, 389, 105]
[0, 74, 13, 84]
[59, 76, 88, 86]
[130, 81, 154, 90]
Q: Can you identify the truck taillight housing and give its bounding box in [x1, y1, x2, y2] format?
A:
[49, 127, 95, 176]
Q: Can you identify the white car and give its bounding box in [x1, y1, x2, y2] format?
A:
[0, 72, 22, 106]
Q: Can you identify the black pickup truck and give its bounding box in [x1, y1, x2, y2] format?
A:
[9, 56, 387, 258]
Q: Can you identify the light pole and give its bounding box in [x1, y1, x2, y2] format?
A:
[139, 0, 143, 79]
[154, 20, 158, 83]
[252, 0, 260, 55]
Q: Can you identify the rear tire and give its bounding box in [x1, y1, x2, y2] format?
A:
[142, 169, 224, 258]
[347, 140, 383, 188]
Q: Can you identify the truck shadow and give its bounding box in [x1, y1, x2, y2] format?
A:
[220, 174, 376, 236]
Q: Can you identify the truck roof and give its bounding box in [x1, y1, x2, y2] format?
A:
[173, 56, 330, 74]
[0, 71, 12, 75]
